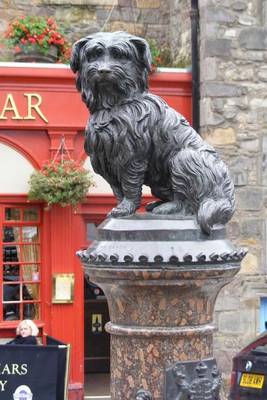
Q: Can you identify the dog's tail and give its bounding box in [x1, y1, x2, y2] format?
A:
[197, 197, 235, 235]
[196, 151, 235, 234]
[171, 147, 235, 234]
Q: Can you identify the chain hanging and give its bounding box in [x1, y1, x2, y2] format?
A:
[52, 135, 72, 164]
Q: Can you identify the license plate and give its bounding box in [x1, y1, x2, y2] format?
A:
[240, 373, 265, 389]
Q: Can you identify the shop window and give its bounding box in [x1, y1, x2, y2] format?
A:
[260, 297, 267, 333]
[1, 206, 41, 321]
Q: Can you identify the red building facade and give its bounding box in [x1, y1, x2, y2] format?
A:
[0, 63, 192, 398]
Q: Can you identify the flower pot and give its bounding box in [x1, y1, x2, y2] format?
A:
[14, 44, 58, 63]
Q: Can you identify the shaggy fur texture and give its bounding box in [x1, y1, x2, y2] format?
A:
[71, 31, 235, 234]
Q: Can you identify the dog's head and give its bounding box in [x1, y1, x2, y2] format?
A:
[70, 31, 152, 111]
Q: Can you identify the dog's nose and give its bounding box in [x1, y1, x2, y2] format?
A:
[98, 67, 111, 75]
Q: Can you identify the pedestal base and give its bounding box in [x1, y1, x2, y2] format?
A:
[80, 215, 245, 399]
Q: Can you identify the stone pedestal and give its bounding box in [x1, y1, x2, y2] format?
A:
[79, 215, 245, 400]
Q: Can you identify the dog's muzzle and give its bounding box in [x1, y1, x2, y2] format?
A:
[97, 66, 112, 80]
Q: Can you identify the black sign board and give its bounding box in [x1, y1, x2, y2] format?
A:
[0, 340, 69, 400]
[46, 336, 69, 400]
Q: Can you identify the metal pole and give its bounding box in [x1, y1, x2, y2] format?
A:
[190, 0, 200, 132]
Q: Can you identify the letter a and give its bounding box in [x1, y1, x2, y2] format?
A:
[0, 94, 23, 120]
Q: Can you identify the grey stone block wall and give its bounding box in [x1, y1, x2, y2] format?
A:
[199, 0, 267, 391]
[0, 0, 193, 64]
[0, 0, 171, 61]
[169, 0, 192, 64]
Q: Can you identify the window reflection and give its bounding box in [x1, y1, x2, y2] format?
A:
[22, 227, 39, 242]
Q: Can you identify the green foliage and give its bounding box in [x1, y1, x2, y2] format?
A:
[148, 39, 191, 69]
[3, 16, 71, 63]
[148, 39, 161, 67]
[28, 159, 94, 207]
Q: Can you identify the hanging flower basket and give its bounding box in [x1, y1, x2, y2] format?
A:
[3, 16, 71, 63]
[14, 44, 58, 63]
[28, 159, 94, 207]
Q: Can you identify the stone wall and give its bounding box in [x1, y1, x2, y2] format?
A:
[199, 0, 267, 392]
[0, 0, 171, 61]
[169, 0, 192, 64]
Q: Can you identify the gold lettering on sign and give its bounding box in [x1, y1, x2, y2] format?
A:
[0, 93, 49, 123]
[24, 93, 48, 123]
[0, 94, 23, 120]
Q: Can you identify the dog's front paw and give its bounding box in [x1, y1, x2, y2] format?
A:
[109, 199, 137, 217]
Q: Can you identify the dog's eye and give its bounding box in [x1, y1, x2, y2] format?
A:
[88, 48, 104, 60]
[110, 48, 127, 60]
[95, 48, 104, 57]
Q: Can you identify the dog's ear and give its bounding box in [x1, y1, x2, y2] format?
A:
[70, 38, 88, 73]
[130, 37, 152, 73]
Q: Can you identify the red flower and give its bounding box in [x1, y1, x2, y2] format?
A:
[47, 18, 54, 25]
[4, 16, 71, 63]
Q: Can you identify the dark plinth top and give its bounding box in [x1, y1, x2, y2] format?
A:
[78, 214, 246, 267]
[97, 214, 226, 242]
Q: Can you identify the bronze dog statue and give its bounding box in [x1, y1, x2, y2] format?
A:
[71, 31, 235, 234]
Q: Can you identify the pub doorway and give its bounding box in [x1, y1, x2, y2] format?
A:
[84, 221, 110, 397]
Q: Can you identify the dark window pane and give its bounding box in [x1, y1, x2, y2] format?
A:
[3, 245, 19, 262]
[23, 303, 39, 320]
[3, 264, 20, 280]
[23, 208, 39, 222]
[3, 284, 20, 301]
[3, 226, 20, 243]
[5, 208, 21, 221]
[4, 305, 20, 320]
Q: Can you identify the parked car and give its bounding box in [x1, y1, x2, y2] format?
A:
[229, 331, 267, 399]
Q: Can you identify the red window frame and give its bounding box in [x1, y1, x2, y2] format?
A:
[0, 204, 42, 323]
